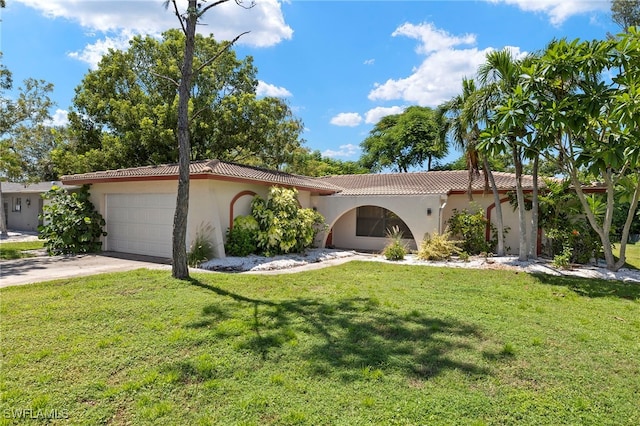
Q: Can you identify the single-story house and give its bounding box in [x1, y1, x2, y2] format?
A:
[1, 181, 78, 232]
[60, 159, 540, 258]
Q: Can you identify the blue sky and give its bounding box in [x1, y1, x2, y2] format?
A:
[1, 0, 620, 167]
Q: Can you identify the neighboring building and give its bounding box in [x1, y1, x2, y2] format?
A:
[61, 160, 541, 258]
[1, 182, 78, 232]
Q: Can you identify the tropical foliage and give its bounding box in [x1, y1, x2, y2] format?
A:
[382, 226, 408, 261]
[439, 29, 640, 271]
[228, 187, 326, 257]
[225, 215, 260, 257]
[38, 185, 107, 255]
[447, 207, 500, 255]
[416, 231, 461, 261]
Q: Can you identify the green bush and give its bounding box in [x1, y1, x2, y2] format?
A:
[538, 179, 603, 263]
[382, 226, 407, 261]
[225, 215, 259, 257]
[545, 223, 601, 264]
[447, 207, 495, 255]
[552, 245, 573, 269]
[417, 231, 461, 261]
[251, 187, 326, 256]
[38, 185, 107, 255]
[188, 223, 215, 267]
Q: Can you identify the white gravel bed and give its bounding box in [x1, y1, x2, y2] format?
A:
[199, 249, 640, 282]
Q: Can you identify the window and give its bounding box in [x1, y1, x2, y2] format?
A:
[13, 197, 21, 212]
[356, 206, 413, 238]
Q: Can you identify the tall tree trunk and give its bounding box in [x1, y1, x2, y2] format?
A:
[567, 166, 625, 270]
[483, 156, 505, 256]
[512, 144, 528, 261]
[529, 155, 539, 259]
[172, 1, 198, 280]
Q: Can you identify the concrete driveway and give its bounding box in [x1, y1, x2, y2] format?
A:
[0, 251, 172, 288]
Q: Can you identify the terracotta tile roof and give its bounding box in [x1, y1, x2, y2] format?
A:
[61, 160, 544, 196]
[61, 160, 342, 194]
[315, 171, 537, 196]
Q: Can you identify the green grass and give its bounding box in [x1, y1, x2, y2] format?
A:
[621, 242, 640, 269]
[1, 263, 638, 425]
[0, 240, 44, 260]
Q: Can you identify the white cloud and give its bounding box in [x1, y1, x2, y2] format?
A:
[364, 106, 405, 124]
[364, 58, 375, 65]
[322, 144, 361, 158]
[330, 112, 363, 127]
[486, 0, 609, 26]
[392, 22, 476, 54]
[256, 81, 292, 97]
[18, 0, 293, 65]
[369, 22, 526, 107]
[45, 109, 69, 127]
[68, 31, 135, 69]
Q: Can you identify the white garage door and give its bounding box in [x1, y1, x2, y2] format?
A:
[106, 194, 175, 257]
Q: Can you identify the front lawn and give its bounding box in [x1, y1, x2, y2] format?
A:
[621, 242, 640, 269]
[1, 263, 638, 425]
[0, 241, 44, 260]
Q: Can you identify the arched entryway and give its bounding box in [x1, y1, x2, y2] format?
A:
[326, 205, 416, 252]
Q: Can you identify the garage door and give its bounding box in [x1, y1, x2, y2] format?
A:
[106, 194, 175, 257]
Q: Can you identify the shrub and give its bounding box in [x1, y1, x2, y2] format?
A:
[187, 223, 215, 267]
[417, 231, 461, 261]
[447, 207, 495, 255]
[538, 178, 603, 263]
[38, 185, 107, 255]
[552, 245, 573, 269]
[382, 226, 407, 261]
[545, 223, 601, 264]
[251, 187, 325, 256]
[225, 215, 259, 257]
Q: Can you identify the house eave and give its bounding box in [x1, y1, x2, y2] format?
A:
[61, 173, 339, 195]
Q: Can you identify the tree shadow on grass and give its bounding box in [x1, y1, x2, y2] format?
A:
[531, 273, 640, 300]
[187, 279, 497, 382]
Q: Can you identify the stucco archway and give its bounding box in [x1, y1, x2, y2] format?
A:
[325, 204, 416, 252]
[229, 190, 256, 229]
[312, 194, 444, 252]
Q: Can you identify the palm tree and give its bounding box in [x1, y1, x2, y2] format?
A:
[477, 49, 532, 261]
[438, 78, 481, 199]
[439, 77, 506, 256]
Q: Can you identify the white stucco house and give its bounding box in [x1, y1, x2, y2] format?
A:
[60, 159, 539, 259]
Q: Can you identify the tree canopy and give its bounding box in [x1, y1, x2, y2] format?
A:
[0, 54, 56, 235]
[611, 0, 640, 31]
[476, 31, 640, 271]
[0, 56, 55, 182]
[286, 148, 369, 177]
[360, 106, 445, 172]
[54, 29, 304, 175]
